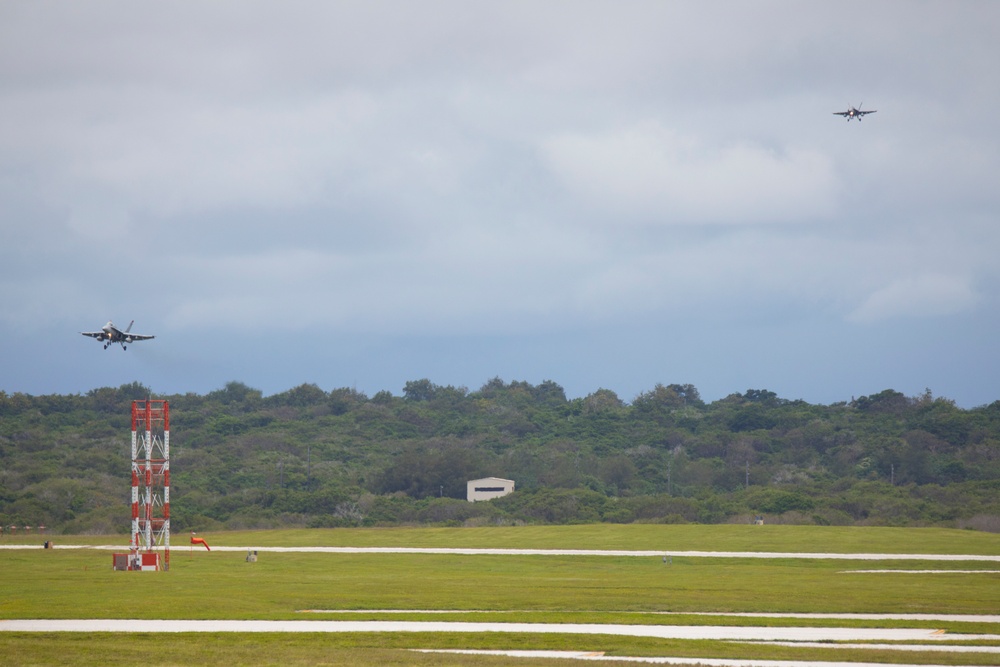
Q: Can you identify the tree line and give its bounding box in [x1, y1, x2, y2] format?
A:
[1, 379, 998, 534]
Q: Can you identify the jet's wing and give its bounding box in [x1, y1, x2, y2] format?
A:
[81, 331, 106, 339]
[859, 109, 876, 115]
[115, 321, 153, 340]
[832, 111, 850, 116]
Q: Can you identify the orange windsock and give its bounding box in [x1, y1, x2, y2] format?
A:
[190, 536, 211, 551]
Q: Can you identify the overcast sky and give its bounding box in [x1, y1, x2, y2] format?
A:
[2, 1, 998, 407]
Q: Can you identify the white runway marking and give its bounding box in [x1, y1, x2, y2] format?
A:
[843, 570, 1000, 574]
[4, 619, 998, 644]
[745, 642, 1000, 654]
[300, 610, 1000, 623]
[415, 649, 1000, 666]
[652, 612, 1000, 623]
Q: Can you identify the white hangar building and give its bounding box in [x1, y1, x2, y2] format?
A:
[467, 477, 515, 502]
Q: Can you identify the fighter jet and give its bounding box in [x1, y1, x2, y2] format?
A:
[833, 103, 876, 121]
[81, 320, 155, 350]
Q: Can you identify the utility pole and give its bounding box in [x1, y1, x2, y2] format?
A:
[745, 460, 749, 489]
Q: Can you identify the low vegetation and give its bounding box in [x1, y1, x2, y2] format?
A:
[2, 379, 999, 533]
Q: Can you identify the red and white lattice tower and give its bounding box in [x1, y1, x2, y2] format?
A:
[130, 399, 170, 571]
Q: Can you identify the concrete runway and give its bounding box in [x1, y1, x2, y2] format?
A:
[2, 619, 998, 643]
[301, 610, 1000, 624]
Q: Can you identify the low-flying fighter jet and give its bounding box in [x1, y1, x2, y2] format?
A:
[81, 320, 155, 350]
[833, 103, 876, 121]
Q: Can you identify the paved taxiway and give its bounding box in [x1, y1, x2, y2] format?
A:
[3, 619, 998, 643]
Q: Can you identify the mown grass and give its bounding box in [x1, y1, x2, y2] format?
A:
[2, 525, 999, 666]
[3, 550, 999, 619]
[1, 632, 998, 667]
[27, 523, 1000, 554]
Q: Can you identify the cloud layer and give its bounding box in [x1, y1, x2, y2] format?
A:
[1, 1, 998, 406]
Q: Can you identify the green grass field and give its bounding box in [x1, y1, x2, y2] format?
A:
[2, 525, 998, 666]
[30, 523, 1000, 553]
[167, 523, 1000, 553]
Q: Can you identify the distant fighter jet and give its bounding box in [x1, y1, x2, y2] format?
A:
[833, 103, 876, 121]
[81, 320, 155, 350]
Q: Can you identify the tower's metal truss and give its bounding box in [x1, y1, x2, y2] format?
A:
[131, 400, 170, 571]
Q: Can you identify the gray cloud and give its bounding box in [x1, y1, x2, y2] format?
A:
[1, 1, 998, 405]
[542, 121, 838, 224]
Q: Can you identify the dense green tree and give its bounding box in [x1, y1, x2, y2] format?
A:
[1, 380, 998, 533]
[853, 389, 910, 415]
[582, 389, 625, 414]
[373, 438, 485, 499]
[403, 379, 437, 402]
[206, 381, 262, 407]
[266, 383, 327, 408]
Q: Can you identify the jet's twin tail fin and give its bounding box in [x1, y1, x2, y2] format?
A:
[125, 320, 134, 333]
